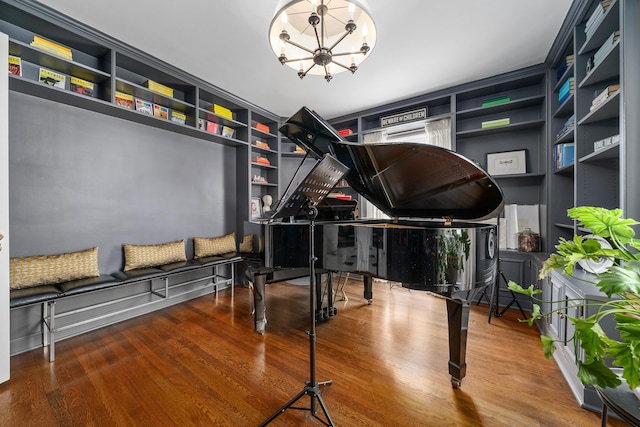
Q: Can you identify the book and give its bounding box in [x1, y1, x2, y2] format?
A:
[252, 139, 270, 149]
[222, 126, 235, 138]
[134, 98, 153, 115]
[210, 104, 233, 119]
[38, 67, 66, 89]
[253, 156, 270, 166]
[254, 122, 270, 133]
[482, 96, 510, 107]
[153, 104, 168, 119]
[206, 121, 220, 134]
[8, 55, 21, 76]
[481, 118, 510, 129]
[31, 35, 72, 60]
[338, 128, 353, 136]
[69, 76, 94, 97]
[115, 91, 134, 109]
[170, 111, 186, 124]
[143, 80, 173, 98]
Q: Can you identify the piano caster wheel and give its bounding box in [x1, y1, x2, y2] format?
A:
[451, 378, 461, 389]
[256, 320, 266, 335]
[367, 299, 372, 305]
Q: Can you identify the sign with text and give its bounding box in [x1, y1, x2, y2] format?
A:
[380, 108, 427, 127]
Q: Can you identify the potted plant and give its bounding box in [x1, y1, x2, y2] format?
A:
[508, 206, 640, 391]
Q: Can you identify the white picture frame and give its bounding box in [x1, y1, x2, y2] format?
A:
[250, 197, 262, 219]
[487, 150, 526, 176]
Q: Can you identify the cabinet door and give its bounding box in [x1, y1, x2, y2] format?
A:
[548, 273, 564, 342]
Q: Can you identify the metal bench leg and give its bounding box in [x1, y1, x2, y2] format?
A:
[47, 301, 55, 362]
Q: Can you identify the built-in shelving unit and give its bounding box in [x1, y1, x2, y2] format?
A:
[1, 0, 282, 229]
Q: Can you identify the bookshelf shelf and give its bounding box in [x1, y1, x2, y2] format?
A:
[578, 141, 620, 163]
[577, 90, 620, 124]
[456, 119, 544, 139]
[579, 40, 620, 88]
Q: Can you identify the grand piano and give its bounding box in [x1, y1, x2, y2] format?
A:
[259, 106, 504, 388]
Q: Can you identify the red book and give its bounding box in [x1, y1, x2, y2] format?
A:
[254, 122, 270, 133]
[338, 128, 353, 136]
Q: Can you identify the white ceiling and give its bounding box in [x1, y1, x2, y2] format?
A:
[37, 0, 573, 120]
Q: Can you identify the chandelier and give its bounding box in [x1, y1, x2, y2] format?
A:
[269, 0, 376, 82]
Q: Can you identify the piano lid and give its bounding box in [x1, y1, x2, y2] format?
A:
[279, 106, 504, 221]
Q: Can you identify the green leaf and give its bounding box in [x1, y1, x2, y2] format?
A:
[607, 341, 640, 389]
[572, 317, 607, 360]
[541, 334, 556, 359]
[568, 207, 638, 242]
[507, 281, 540, 297]
[597, 262, 640, 296]
[577, 359, 622, 388]
[616, 312, 640, 342]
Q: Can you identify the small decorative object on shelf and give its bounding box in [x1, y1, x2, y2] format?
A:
[252, 175, 268, 184]
[115, 91, 133, 109]
[250, 197, 262, 219]
[8, 55, 21, 76]
[153, 104, 168, 119]
[210, 104, 233, 119]
[30, 35, 72, 60]
[254, 122, 270, 133]
[143, 80, 173, 98]
[69, 76, 94, 97]
[170, 111, 186, 124]
[221, 126, 235, 138]
[517, 228, 540, 252]
[487, 149, 526, 176]
[338, 128, 353, 136]
[482, 95, 510, 107]
[134, 98, 153, 115]
[198, 118, 206, 130]
[481, 117, 510, 129]
[38, 67, 65, 89]
[594, 134, 620, 152]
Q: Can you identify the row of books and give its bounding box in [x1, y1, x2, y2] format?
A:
[559, 77, 575, 105]
[481, 118, 510, 129]
[556, 114, 575, 140]
[590, 84, 620, 111]
[590, 30, 620, 72]
[593, 134, 620, 152]
[197, 119, 235, 138]
[585, 0, 613, 41]
[124, 96, 186, 124]
[553, 142, 575, 171]
[556, 54, 574, 81]
[34, 65, 96, 97]
[30, 35, 72, 61]
[252, 156, 271, 166]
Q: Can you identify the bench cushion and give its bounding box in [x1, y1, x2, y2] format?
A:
[157, 260, 201, 274]
[113, 267, 166, 283]
[10, 285, 61, 308]
[195, 252, 241, 266]
[123, 240, 186, 271]
[57, 274, 121, 296]
[194, 233, 236, 259]
[10, 247, 100, 290]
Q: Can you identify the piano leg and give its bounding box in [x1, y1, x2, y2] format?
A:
[446, 293, 473, 389]
[363, 276, 373, 305]
[252, 272, 267, 334]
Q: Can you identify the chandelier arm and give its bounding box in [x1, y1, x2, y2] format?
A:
[313, 24, 323, 50]
[327, 30, 352, 52]
[299, 62, 317, 78]
[331, 51, 365, 58]
[284, 39, 316, 55]
[280, 55, 315, 64]
[331, 60, 353, 72]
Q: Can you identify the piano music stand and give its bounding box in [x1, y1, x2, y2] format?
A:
[259, 154, 348, 427]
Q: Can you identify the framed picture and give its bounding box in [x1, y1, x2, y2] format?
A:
[250, 197, 262, 219]
[486, 150, 526, 176]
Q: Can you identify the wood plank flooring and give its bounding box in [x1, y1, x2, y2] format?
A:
[0, 278, 626, 426]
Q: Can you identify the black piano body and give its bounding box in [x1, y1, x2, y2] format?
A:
[258, 106, 504, 388]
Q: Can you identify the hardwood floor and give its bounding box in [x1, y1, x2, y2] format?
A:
[0, 278, 626, 426]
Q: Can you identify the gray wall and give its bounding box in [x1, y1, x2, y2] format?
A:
[9, 92, 237, 274]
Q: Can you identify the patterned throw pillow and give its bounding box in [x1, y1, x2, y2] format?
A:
[123, 240, 186, 271]
[10, 247, 100, 290]
[193, 233, 236, 259]
[239, 234, 254, 253]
